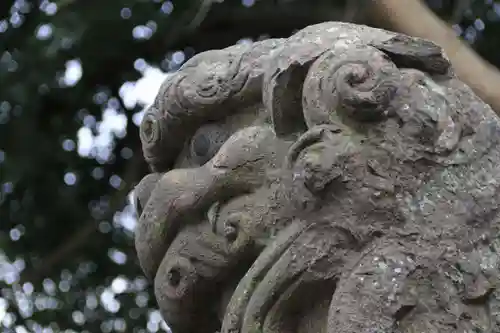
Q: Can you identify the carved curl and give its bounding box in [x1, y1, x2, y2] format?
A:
[302, 45, 402, 127]
[139, 41, 283, 172]
[262, 42, 326, 137]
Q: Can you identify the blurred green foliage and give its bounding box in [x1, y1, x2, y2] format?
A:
[0, 0, 499, 332]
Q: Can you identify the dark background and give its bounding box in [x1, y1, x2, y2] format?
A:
[1, 0, 499, 332]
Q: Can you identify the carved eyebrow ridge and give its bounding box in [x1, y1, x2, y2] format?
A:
[139, 41, 279, 173]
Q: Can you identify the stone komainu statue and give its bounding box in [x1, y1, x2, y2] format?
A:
[133, 22, 500, 333]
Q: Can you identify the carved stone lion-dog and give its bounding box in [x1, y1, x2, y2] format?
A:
[134, 22, 500, 333]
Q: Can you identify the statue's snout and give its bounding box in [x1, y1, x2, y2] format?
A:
[134, 125, 284, 281]
[134, 125, 287, 333]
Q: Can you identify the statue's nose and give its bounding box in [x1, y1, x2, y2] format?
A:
[135, 166, 225, 281]
[134, 125, 286, 281]
[154, 221, 254, 333]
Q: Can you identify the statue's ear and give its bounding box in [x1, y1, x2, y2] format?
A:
[263, 44, 326, 138]
[370, 35, 452, 76]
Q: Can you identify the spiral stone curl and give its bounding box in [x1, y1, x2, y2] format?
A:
[302, 45, 402, 127]
[139, 43, 272, 172]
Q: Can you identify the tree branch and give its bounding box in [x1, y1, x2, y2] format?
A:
[366, 0, 500, 113]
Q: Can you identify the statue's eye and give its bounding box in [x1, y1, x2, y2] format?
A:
[189, 124, 230, 165]
[192, 132, 211, 157]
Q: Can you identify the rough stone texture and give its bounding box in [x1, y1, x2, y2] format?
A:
[133, 21, 500, 333]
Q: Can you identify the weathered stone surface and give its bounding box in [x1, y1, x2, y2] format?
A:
[133, 21, 500, 333]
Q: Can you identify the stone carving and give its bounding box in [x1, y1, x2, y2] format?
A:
[133, 22, 500, 333]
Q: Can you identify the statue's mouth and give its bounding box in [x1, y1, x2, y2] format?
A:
[145, 188, 306, 333]
[148, 185, 333, 333]
[220, 220, 312, 333]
